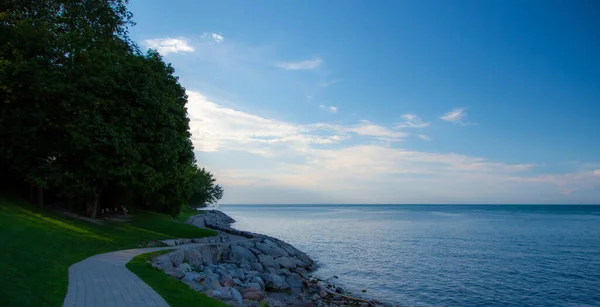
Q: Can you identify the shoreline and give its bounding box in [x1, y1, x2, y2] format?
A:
[153, 210, 393, 307]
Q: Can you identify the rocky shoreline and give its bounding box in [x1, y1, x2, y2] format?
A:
[152, 210, 393, 307]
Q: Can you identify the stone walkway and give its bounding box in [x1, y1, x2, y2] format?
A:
[62, 243, 202, 307]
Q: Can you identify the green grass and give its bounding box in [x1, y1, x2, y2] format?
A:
[0, 195, 216, 307]
[126, 250, 230, 307]
[174, 205, 206, 223]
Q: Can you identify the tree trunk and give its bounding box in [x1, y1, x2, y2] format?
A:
[67, 195, 74, 211]
[89, 187, 102, 219]
[29, 183, 34, 202]
[37, 186, 43, 208]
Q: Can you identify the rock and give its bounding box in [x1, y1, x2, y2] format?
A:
[182, 272, 201, 282]
[241, 288, 265, 301]
[260, 273, 289, 291]
[319, 290, 328, 298]
[286, 275, 303, 291]
[220, 277, 234, 287]
[240, 263, 252, 270]
[245, 270, 260, 280]
[256, 239, 289, 257]
[169, 249, 184, 266]
[275, 256, 304, 269]
[244, 282, 261, 290]
[258, 254, 278, 268]
[233, 278, 244, 286]
[178, 263, 192, 273]
[312, 293, 321, 301]
[210, 287, 233, 300]
[230, 287, 243, 305]
[250, 262, 264, 272]
[197, 274, 221, 291]
[335, 287, 344, 294]
[251, 276, 265, 290]
[263, 298, 284, 307]
[229, 244, 258, 263]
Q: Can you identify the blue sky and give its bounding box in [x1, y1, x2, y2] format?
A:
[128, 0, 600, 204]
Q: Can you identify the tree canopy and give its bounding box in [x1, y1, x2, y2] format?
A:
[0, 0, 223, 217]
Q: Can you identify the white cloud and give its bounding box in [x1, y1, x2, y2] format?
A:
[319, 79, 341, 87]
[440, 108, 477, 126]
[594, 169, 600, 176]
[187, 90, 599, 204]
[143, 37, 195, 55]
[417, 134, 431, 141]
[275, 57, 323, 70]
[398, 113, 430, 128]
[320, 105, 338, 113]
[201, 32, 225, 43]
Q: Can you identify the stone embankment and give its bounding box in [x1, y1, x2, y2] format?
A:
[152, 211, 391, 307]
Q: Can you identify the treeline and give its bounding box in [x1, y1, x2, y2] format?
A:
[0, 0, 223, 217]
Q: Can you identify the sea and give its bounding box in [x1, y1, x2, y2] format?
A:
[219, 205, 600, 307]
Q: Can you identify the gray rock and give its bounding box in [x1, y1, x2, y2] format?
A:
[182, 272, 201, 282]
[258, 254, 278, 268]
[230, 287, 243, 305]
[264, 298, 284, 307]
[250, 262, 264, 272]
[241, 288, 265, 301]
[229, 244, 258, 263]
[197, 274, 221, 291]
[169, 249, 184, 266]
[312, 293, 321, 301]
[319, 290, 328, 298]
[244, 282, 261, 290]
[256, 239, 289, 257]
[210, 287, 233, 300]
[286, 275, 303, 291]
[178, 263, 192, 273]
[251, 276, 265, 290]
[240, 263, 252, 270]
[275, 256, 304, 269]
[260, 273, 289, 291]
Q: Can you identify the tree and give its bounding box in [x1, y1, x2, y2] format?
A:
[190, 167, 224, 209]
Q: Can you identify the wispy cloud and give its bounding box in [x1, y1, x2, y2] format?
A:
[143, 37, 195, 55]
[320, 105, 338, 113]
[417, 134, 431, 141]
[397, 113, 430, 128]
[188, 89, 600, 203]
[201, 32, 225, 43]
[440, 108, 477, 126]
[319, 79, 341, 87]
[275, 57, 323, 70]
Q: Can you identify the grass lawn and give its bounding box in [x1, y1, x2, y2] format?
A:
[127, 250, 230, 307]
[0, 194, 217, 307]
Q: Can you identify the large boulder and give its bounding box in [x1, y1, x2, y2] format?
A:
[251, 276, 265, 290]
[197, 273, 221, 291]
[210, 287, 233, 300]
[260, 273, 290, 291]
[250, 262, 264, 272]
[169, 249, 185, 266]
[228, 245, 258, 263]
[258, 254, 278, 268]
[230, 287, 243, 305]
[286, 275, 303, 291]
[241, 288, 265, 301]
[275, 256, 304, 269]
[256, 239, 289, 257]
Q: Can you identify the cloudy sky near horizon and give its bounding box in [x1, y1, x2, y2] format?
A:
[128, 0, 600, 204]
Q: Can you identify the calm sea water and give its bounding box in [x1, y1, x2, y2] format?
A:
[219, 205, 600, 307]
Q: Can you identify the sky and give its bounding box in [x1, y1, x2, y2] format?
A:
[127, 0, 600, 204]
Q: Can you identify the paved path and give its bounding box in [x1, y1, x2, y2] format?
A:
[62, 243, 202, 307]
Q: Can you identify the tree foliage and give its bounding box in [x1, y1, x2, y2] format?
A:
[0, 0, 223, 217]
